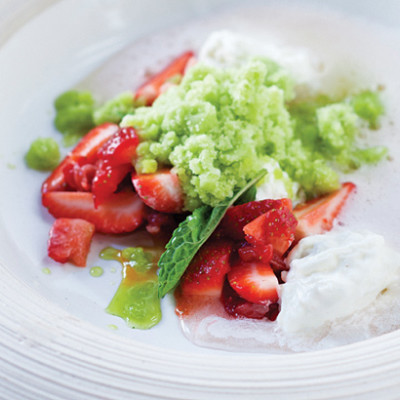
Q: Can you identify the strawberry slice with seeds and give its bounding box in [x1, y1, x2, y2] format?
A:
[222, 280, 279, 320]
[48, 218, 95, 267]
[180, 239, 233, 297]
[294, 182, 356, 240]
[135, 51, 195, 106]
[42, 191, 145, 234]
[227, 261, 279, 305]
[220, 198, 293, 241]
[243, 206, 297, 256]
[131, 169, 184, 213]
[97, 126, 139, 167]
[42, 123, 119, 193]
[91, 162, 132, 207]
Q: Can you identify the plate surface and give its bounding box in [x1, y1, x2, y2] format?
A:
[1, 0, 400, 399]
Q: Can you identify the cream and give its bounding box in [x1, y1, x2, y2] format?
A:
[278, 229, 400, 334]
[198, 30, 320, 87]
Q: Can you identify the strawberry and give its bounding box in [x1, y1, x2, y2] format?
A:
[220, 198, 293, 241]
[42, 191, 145, 234]
[144, 208, 177, 235]
[97, 126, 139, 167]
[293, 182, 356, 240]
[180, 239, 233, 297]
[243, 206, 297, 256]
[227, 261, 279, 305]
[237, 242, 287, 273]
[62, 158, 97, 192]
[42, 123, 119, 193]
[131, 169, 184, 213]
[237, 242, 274, 264]
[91, 162, 132, 207]
[135, 51, 195, 106]
[270, 252, 288, 273]
[222, 280, 279, 320]
[48, 218, 95, 267]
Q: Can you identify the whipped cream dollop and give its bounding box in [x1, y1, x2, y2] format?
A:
[255, 157, 304, 204]
[198, 30, 320, 86]
[277, 229, 400, 334]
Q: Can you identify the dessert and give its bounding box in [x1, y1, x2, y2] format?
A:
[27, 5, 400, 352]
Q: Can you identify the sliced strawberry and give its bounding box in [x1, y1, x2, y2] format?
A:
[227, 261, 279, 305]
[131, 169, 184, 213]
[237, 242, 274, 264]
[243, 206, 297, 256]
[135, 51, 195, 106]
[42, 191, 145, 234]
[294, 182, 356, 240]
[220, 198, 293, 241]
[48, 218, 95, 267]
[222, 280, 279, 320]
[62, 158, 97, 192]
[42, 123, 119, 193]
[180, 239, 233, 297]
[97, 126, 139, 166]
[91, 162, 132, 207]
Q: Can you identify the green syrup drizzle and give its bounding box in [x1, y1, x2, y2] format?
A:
[100, 247, 161, 330]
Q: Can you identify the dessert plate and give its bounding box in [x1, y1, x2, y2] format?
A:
[1, 0, 400, 398]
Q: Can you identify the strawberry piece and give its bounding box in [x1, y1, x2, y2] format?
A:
[238, 243, 287, 274]
[48, 218, 95, 267]
[91, 162, 132, 207]
[144, 208, 177, 235]
[97, 126, 139, 167]
[294, 182, 356, 240]
[180, 239, 233, 297]
[131, 169, 184, 213]
[220, 198, 292, 241]
[42, 123, 119, 193]
[237, 242, 274, 264]
[227, 261, 279, 305]
[135, 51, 195, 106]
[270, 252, 288, 273]
[42, 191, 145, 234]
[222, 281, 271, 319]
[221, 280, 280, 320]
[62, 159, 97, 192]
[243, 206, 297, 256]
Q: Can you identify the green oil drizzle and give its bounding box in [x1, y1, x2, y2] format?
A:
[100, 246, 162, 330]
[107, 324, 118, 330]
[89, 266, 104, 277]
[41, 267, 51, 275]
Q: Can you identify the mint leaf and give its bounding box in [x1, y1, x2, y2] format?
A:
[235, 185, 257, 205]
[158, 169, 267, 297]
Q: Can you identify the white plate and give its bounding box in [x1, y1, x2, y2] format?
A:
[1, 0, 400, 399]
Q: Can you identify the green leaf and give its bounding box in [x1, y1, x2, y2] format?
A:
[234, 185, 257, 205]
[157, 169, 267, 298]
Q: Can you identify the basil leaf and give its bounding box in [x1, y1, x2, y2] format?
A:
[158, 169, 267, 297]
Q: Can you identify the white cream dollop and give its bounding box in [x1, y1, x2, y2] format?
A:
[255, 157, 304, 204]
[198, 30, 320, 86]
[277, 229, 400, 334]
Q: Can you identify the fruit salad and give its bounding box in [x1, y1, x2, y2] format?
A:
[26, 29, 400, 351]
